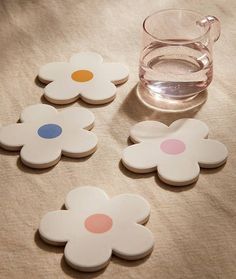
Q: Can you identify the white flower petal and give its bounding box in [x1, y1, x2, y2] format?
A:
[61, 129, 97, 158]
[64, 236, 112, 272]
[20, 104, 57, 123]
[0, 123, 31, 150]
[20, 141, 61, 168]
[122, 142, 159, 173]
[80, 80, 116, 104]
[69, 52, 103, 68]
[44, 78, 81, 104]
[38, 62, 72, 84]
[192, 139, 228, 168]
[170, 118, 209, 140]
[100, 62, 129, 85]
[112, 224, 154, 260]
[39, 210, 76, 245]
[130, 121, 168, 143]
[158, 156, 200, 186]
[56, 107, 95, 130]
[65, 186, 109, 211]
[108, 194, 150, 224]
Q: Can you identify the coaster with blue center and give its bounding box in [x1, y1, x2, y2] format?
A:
[0, 104, 98, 169]
[38, 52, 129, 105]
[122, 119, 228, 186]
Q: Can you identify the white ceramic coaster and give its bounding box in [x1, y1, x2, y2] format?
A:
[0, 104, 97, 169]
[122, 119, 228, 186]
[39, 186, 154, 272]
[38, 52, 129, 105]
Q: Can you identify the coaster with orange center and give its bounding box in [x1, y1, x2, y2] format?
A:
[38, 52, 129, 105]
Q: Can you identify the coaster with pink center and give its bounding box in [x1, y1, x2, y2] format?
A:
[122, 118, 228, 186]
[39, 186, 154, 272]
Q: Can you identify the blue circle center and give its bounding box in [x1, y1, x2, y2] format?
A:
[38, 124, 62, 139]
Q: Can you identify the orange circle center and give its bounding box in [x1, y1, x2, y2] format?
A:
[71, 70, 93, 82]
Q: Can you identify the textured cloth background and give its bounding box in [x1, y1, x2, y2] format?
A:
[0, 0, 235, 278]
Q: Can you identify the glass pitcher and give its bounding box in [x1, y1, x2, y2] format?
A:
[139, 9, 221, 105]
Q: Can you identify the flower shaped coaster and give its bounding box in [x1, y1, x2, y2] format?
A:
[39, 186, 154, 272]
[122, 119, 228, 186]
[0, 104, 97, 169]
[38, 52, 129, 105]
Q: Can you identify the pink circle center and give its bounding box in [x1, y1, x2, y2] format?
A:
[160, 139, 186, 155]
[84, 214, 113, 234]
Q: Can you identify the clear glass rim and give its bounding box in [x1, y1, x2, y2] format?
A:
[143, 8, 211, 45]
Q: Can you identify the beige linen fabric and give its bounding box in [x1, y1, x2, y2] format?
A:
[0, 0, 235, 278]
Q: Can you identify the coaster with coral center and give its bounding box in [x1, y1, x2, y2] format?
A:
[38, 52, 129, 105]
[39, 186, 154, 272]
[0, 104, 97, 169]
[122, 119, 228, 186]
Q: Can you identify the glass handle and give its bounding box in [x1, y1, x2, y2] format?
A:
[198, 15, 221, 42]
[206, 15, 221, 42]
